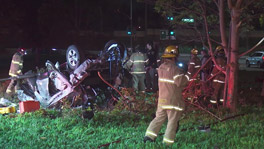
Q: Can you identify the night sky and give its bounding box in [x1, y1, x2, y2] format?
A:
[0, 0, 164, 50]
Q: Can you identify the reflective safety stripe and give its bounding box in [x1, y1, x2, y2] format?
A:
[194, 65, 201, 68]
[131, 72, 146, 74]
[12, 60, 23, 66]
[213, 79, 225, 83]
[189, 78, 197, 81]
[173, 74, 183, 80]
[6, 89, 12, 93]
[17, 70, 21, 74]
[163, 137, 174, 144]
[220, 99, 224, 102]
[161, 105, 183, 111]
[159, 78, 174, 84]
[133, 60, 148, 63]
[189, 62, 195, 65]
[185, 75, 190, 81]
[9, 72, 18, 77]
[146, 130, 157, 137]
[187, 72, 191, 75]
[210, 100, 217, 104]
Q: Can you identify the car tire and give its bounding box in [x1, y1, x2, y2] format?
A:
[246, 60, 250, 67]
[257, 61, 261, 68]
[66, 45, 82, 70]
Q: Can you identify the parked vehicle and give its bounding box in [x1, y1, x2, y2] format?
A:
[246, 51, 264, 68]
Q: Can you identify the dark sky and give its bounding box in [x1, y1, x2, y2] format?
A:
[0, 0, 164, 48]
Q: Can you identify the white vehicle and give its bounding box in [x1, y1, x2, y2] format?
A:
[246, 51, 264, 68]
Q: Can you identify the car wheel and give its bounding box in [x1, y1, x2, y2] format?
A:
[66, 45, 81, 70]
[257, 61, 261, 68]
[246, 61, 250, 67]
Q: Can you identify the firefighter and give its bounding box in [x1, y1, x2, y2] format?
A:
[200, 50, 212, 95]
[145, 41, 158, 92]
[144, 45, 189, 145]
[187, 48, 201, 96]
[210, 46, 226, 105]
[124, 45, 148, 92]
[5, 48, 27, 96]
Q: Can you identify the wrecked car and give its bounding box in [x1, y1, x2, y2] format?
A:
[14, 40, 125, 118]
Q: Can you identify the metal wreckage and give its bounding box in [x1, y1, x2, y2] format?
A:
[1, 40, 125, 119]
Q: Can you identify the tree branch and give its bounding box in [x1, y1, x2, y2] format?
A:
[243, 0, 257, 8]
[213, 0, 219, 8]
[227, 0, 234, 9]
[239, 37, 264, 57]
[235, 0, 243, 8]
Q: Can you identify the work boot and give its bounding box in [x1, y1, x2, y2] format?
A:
[143, 136, 154, 143]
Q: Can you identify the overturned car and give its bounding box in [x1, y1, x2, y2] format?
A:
[15, 40, 125, 118]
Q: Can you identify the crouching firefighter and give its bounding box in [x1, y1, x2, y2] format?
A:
[144, 45, 189, 145]
[5, 48, 27, 96]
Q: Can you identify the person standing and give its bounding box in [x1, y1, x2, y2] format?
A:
[124, 45, 148, 92]
[187, 48, 201, 96]
[5, 48, 27, 96]
[145, 41, 158, 92]
[200, 50, 212, 95]
[210, 46, 227, 105]
[144, 45, 189, 145]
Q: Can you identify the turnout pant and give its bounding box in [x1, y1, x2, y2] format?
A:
[132, 74, 145, 92]
[145, 106, 183, 145]
[6, 79, 20, 95]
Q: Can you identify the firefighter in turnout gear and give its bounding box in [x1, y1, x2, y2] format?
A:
[124, 45, 148, 92]
[187, 48, 201, 96]
[5, 48, 27, 96]
[210, 46, 226, 105]
[144, 45, 189, 145]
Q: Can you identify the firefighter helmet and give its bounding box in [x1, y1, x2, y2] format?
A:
[191, 48, 198, 55]
[17, 48, 27, 55]
[162, 45, 179, 58]
[215, 46, 225, 54]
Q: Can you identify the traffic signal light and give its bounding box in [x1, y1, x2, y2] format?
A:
[127, 27, 132, 35]
[167, 16, 174, 21]
[169, 31, 175, 36]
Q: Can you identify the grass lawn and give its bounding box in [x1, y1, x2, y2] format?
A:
[0, 105, 263, 149]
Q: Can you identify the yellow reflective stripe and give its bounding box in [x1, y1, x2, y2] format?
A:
[173, 74, 184, 80]
[161, 105, 183, 111]
[17, 70, 21, 74]
[6, 89, 12, 93]
[159, 78, 174, 84]
[12, 60, 23, 66]
[220, 99, 224, 102]
[194, 65, 201, 68]
[210, 100, 217, 104]
[163, 137, 174, 144]
[9, 72, 18, 77]
[146, 130, 157, 137]
[133, 60, 148, 63]
[213, 79, 225, 83]
[131, 72, 146, 74]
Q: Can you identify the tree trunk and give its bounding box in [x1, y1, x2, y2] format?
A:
[226, 8, 241, 111]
